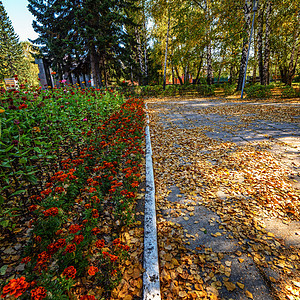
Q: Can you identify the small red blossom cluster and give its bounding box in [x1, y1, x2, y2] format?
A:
[43, 207, 59, 217]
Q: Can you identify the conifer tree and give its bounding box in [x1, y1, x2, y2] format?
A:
[0, 0, 24, 82]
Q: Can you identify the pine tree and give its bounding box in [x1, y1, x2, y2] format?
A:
[0, 0, 24, 83]
[28, 0, 139, 87]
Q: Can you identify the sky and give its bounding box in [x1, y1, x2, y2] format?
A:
[2, 0, 39, 42]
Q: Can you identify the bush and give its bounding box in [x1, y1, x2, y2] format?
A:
[196, 84, 215, 96]
[281, 85, 300, 98]
[244, 84, 272, 98]
[223, 83, 236, 96]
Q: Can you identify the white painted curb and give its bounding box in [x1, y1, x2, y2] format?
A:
[143, 103, 161, 300]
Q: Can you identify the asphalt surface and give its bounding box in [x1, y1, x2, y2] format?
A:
[147, 97, 300, 300]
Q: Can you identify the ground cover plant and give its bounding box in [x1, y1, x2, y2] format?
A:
[0, 83, 145, 299]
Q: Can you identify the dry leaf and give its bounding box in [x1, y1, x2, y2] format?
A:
[224, 281, 236, 291]
[245, 290, 253, 299]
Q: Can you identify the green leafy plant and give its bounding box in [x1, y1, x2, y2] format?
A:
[244, 84, 273, 98]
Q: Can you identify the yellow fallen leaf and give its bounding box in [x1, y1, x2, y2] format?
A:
[236, 282, 244, 289]
[179, 291, 187, 297]
[245, 290, 253, 299]
[238, 258, 244, 263]
[269, 276, 277, 283]
[225, 261, 232, 267]
[224, 281, 236, 291]
[183, 217, 189, 221]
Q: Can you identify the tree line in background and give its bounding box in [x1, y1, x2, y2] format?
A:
[0, 0, 299, 89]
[150, 0, 300, 88]
[0, 1, 39, 87]
[27, 0, 150, 87]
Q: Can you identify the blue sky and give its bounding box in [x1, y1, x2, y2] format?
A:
[2, 0, 38, 42]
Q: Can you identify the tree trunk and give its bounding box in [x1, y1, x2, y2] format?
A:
[206, 42, 213, 85]
[174, 65, 183, 85]
[262, 0, 272, 85]
[195, 55, 203, 84]
[257, 3, 264, 85]
[143, 21, 148, 85]
[237, 0, 252, 91]
[217, 53, 225, 84]
[90, 44, 100, 88]
[135, 28, 145, 85]
[163, 11, 170, 90]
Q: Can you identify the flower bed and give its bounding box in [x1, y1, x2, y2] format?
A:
[0, 85, 145, 299]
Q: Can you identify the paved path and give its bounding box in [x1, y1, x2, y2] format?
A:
[147, 98, 300, 300]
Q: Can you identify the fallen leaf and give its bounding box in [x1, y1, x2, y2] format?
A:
[224, 281, 236, 291]
[245, 290, 253, 299]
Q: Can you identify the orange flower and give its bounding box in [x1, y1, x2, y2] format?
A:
[80, 295, 96, 300]
[21, 256, 31, 264]
[69, 224, 82, 234]
[91, 227, 100, 235]
[88, 266, 99, 276]
[72, 235, 84, 245]
[95, 239, 105, 249]
[43, 207, 58, 217]
[1, 277, 29, 298]
[65, 244, 76, 253]
[62, 266, 76, 279]
[31, 286, 47, 300]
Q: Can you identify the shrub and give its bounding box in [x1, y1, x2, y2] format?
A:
[223, 83, 236, 96]
[281, 85, 300, 98]
[195, 84, 215, 96]
[244, 84, 272, 98]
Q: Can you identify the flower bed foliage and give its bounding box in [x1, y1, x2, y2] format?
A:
[0, 85, 145, 299]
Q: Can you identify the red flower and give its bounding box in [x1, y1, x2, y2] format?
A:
[19, 103, 28, 109]
[31, 286, 47, 300]
[29, 205, 38, 212]
[88, 187, 96, 193]
[112, 238, 121, 245]
[92, 209, 99, 219]
[72, 235, 84, 245]
[36, 251, 51, 266]
[80, 296, 96, 300]
[91, 227, 100, 235]
[47, 243, 59, 255]
[69, 224, 82, 234]
[55, 238, 66, 248]
[95, 239, 105, 249]
[40, 189, 52, 197]
[1, 277, 29, 298]
[21, 256, 31, 264]
[65, 244, 76, 253]
[88, 266, 99, 276]
[62, 266, 76, 279]
[109, 254, 118, 262]
[43, 207, 58, 217]
[34, 236, 42, 243]
[54, 186, 65, 194]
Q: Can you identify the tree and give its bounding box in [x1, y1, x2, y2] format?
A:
[272, 2, 300, 85]
[28, 0, 139, 87]
[17, 42, 40, 86]
[0, 0, 24, 83]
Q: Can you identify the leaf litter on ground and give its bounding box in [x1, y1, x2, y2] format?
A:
[147, 97, 300, 300]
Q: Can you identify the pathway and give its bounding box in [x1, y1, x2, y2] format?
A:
[147, 97, 300, 300]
